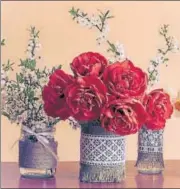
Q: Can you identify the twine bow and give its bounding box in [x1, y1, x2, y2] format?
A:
[12, 126, 59, 162]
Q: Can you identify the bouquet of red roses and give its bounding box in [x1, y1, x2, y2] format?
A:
[42, 52, 173, 135]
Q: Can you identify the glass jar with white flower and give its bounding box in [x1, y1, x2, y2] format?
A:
[1, 27, 61, 178]
[136, 25, 179, 174]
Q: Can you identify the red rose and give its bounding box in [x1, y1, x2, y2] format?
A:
[103, 60, 147, 99]
[70, 52, 108, 77]
[144, 89, 173, 130]
[100, 99, 147, 136]
[65, 76, 107, 121]
[42, 69, 74, 120]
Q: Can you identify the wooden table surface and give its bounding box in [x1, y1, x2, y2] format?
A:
[1, 161, 180, 188]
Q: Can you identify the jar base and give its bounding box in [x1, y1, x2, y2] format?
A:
[137, 168, 162, 175]
[20, 168, 56, 178]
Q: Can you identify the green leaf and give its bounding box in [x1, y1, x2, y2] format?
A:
[29, 59, 36, 70]
[1, 39, 5, 46]
[11, 83, 18, 88]
[107, 40, 116, 52]
[57, 65, 62, 69]
[69, 7, 77, 16]
[2, 112, 10, 119]
[107, 16, 114, 19]
[163, 58, 169, 63]
[97, 9, 104, 16]
[16, 73, 24, 83]
[104, 10, 110, 18]
[16, 73, 20, 83]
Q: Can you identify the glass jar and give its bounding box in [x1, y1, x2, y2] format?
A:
[19, 126, 58, 178]
[135, 126, 164, 174]
[135, 173, 164, 188]
[79, 120, 126, 183]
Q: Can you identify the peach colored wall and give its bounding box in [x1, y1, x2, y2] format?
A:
[1, 1, 180, 162]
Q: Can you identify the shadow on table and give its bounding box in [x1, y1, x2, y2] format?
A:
[79, 180, 126, 188]
[135, 173, 164, 188]
[18, 176, 56, 188]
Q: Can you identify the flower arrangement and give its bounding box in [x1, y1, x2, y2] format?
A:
[40, 8, 179, 181]
[1, 26, 63, 178]
[68, 8, 179, 131]
[42, 53, 149, 135]
[1, 27, 61, 135]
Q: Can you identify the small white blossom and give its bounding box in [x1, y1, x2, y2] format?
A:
[17, 113, 27, 125]
[86, 21, 93, 29]
[108, 57, 116, 63]
[171, 37, 179, 53]
[77, 11, 84, 17]
[30, 56, 35, 60]
[1, 79, 6, 87]
[77, 17, 89, 27]
[35, 43, 41, 51]
[96, 34, 106, 45]
[90, 15, 101, 27]
[108, 42, 126, 62]
[102, 23, 110, 34]
[1, 91, 6, 108]
[39, 77, 48, 86]
[34, 37, 39, 43]
[68, 117, 80, 129]
[28, 40, 34, 47]
[148, 65, 155, 72]
[27, 46, 32, 51]
[1, 69, 6, 88]
[154, 54, 164, 64]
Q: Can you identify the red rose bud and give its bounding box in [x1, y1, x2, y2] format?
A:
[103, 60, 148, 100]
[65, 76, 107, 121]
[144, 89, 173, 130]
[70, 52, 108, 77]
[42, 69, 74, 120]
[100, 99, 147, 136]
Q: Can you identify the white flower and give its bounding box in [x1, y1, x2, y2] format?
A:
[1, 91, 6, 108]
[34, 37, 39, 43]
[26, 52, 33, 60]
[96, 34, 106, 45]
[102, 23, 110, 34]
[108, 57, 116, 63]
[27, 46, 32, 51]
[68, 116, 80, 129]
[154, 54, 164, 64]
[115, 42, 124, 51]
[171, 37, 179, 53]
[35, 43, 42, 49]
[114, 42, 126, 61]
[148, 65, 155, 72]
[39, 77, 48, 86]
[77, 17, 89, 27]
[90, 15, 101, 27]
[78, 11, 84, 17]
[1, 69, 6, 88]
[30, 56, 35, 60]
[28, 40, 34, 47]
[24, 69, 32, 76]
[86, 21, 93, 29]
[18, 83, 24, 92]
[1, 79, 6, 87]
